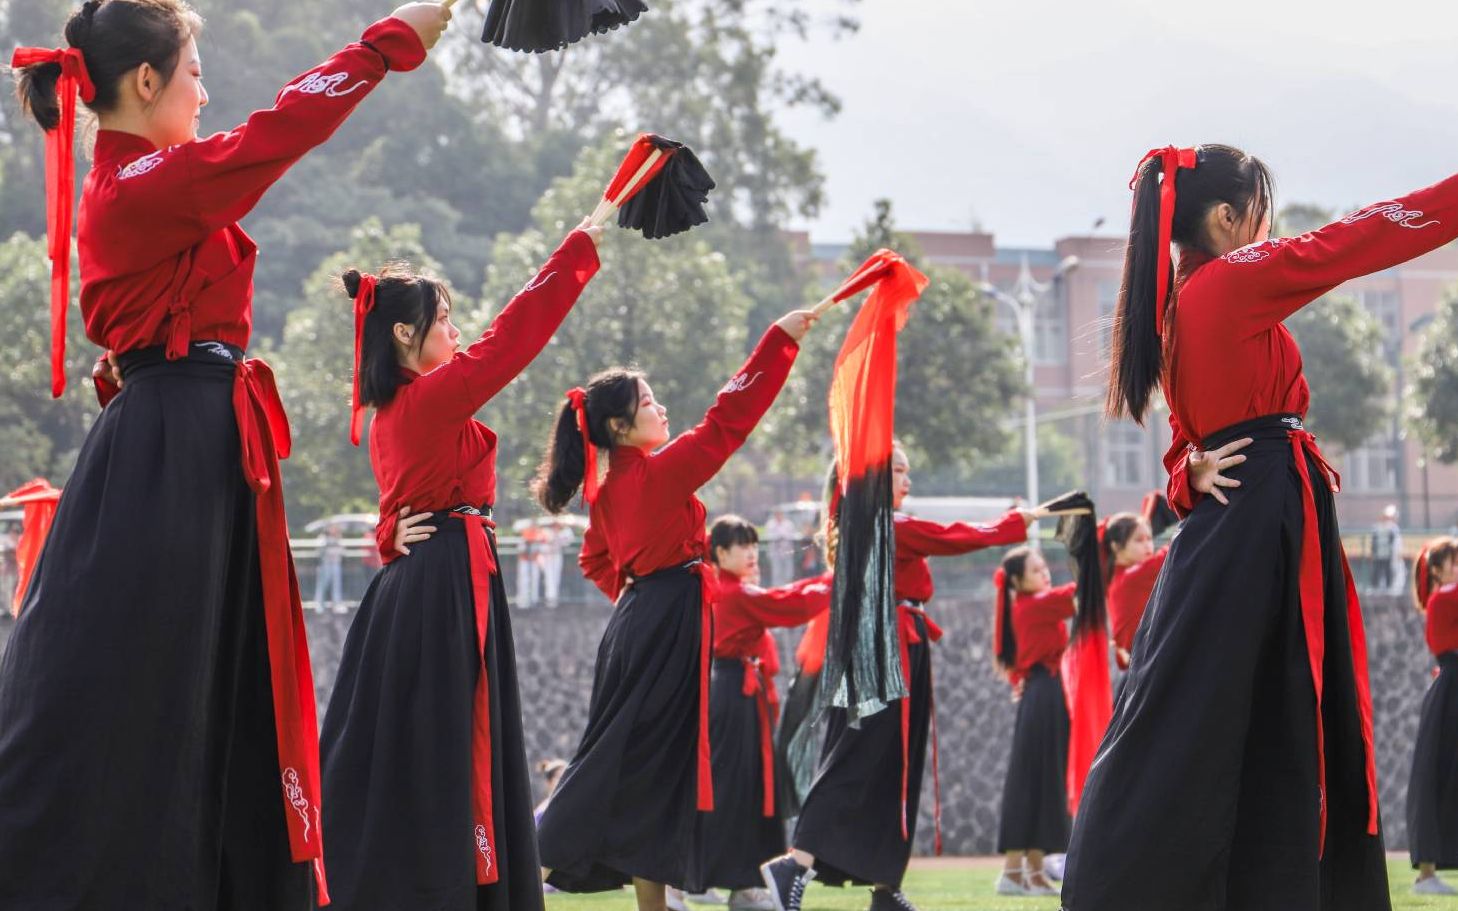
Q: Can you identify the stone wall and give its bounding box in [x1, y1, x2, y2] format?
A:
[0, 587, 1435, 855]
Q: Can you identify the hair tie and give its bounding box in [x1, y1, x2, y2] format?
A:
[11, 45, 96, 397]
[565, 387, 598, 504]
[1130, 146, 1197, 339]
[350, 274, 377, 445]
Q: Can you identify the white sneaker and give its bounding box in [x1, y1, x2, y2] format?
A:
[1023, 872, 1058, 897]
[994, 872, 1027, 895]
[729, 887, 776, 911]
[687, 890, 729, 905]
[667, 887, 689, 911]
[1043, 853, 1065, 881]
[1415, 875, 1458, 895]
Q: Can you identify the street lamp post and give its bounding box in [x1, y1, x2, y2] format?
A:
[980, 254, 1079, 541]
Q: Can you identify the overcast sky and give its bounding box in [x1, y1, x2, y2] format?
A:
[778, 0, 1458, 247]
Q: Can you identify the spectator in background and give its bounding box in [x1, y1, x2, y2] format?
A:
[538, 519, 574, 608]
[0, 525, 18, 616]
[764, 508, 797, 587]
[517, 524, 543, 608]
[314, 521, 347, 614]
[1372, 505, 1402, 594]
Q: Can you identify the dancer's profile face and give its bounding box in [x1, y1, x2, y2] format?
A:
[143, 37, 208, 148]
[1113, 520, 1155, 567]
[1437, 555, 1458, 587]
[890, 448, 911, 510]
[402, 297, 461, 374]
[615, 379, 669, 451]
[1017, 551, 1052, 594]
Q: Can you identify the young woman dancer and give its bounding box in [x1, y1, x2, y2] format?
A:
[762, 444, 1034, 911]
[993, 547, 1076, 896]
[1101, 510, 1170, 671]
[0, 3, 447, 905]
[1064, 144, 1458, 909]
[533, 308, 817, 910]
[318, 220, 602, 910]
[691, 515, 829, 911]
[1407, 537, 1458, 895]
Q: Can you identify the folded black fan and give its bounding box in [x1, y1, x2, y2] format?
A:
[615, 137, 714, 239]
[1037, 489, 1093, 517]
[482, 0, 648, 53]
[1140, 490, 1181, 537]
[1052, 491, 1106, 638]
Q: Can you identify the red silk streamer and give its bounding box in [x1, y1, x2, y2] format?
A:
[450, 512, 502, 884]
[796, 611, 830, 676]
[601, 133, 676, 206]
[565, 388, 598, 504]
[827, 250, 928, 490]
[1061, 625, 1112, 817]
[349, 274, 378, 446]
[1129, 146, 1197, 338]
[1268, 428, 1379, 854]
[740, 652, 781, 818]
[4, 478, 62, 617]
[230, 356, 330, 901]
[10, 47, 96, 398]
[691, 561, 718, 811]
[897, 605, 943, 853]
[1416, 548, 1432, 609]
[991, 567, 1008, 672]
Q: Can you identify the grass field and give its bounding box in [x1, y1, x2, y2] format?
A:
[543, 858, 1454, 911]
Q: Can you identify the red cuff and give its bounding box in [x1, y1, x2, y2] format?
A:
[376, 510, 402, 564]
[1166, 455, 1201, 518]
[362, 17, 428, 72]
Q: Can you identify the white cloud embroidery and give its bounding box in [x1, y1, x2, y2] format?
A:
[1341, 201, 1440, 230]
[117, 151, 165, 180]
[720, 371, 763, 394]
[282, 71, 368, 99]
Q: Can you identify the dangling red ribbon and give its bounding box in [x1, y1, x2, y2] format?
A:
[1129, 146, 1197, 338]
[349, 274, 378, 446]
[565, 387, 598, 504]
[991, 566, 1008, 670]
[10, 46, 96, 398]
[1416, 548, 1432, 609]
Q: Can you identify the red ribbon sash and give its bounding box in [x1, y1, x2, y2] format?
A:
[450, 512, 501, 884]
[897, 604, 943, 854]
[691, 562, 717, 812]
[740, 657, 780, 818]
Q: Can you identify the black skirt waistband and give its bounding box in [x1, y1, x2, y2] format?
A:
[629, 558, 704, 585]
[1438, 651, 1458, 669]
[426, 504, 495, 531]
[117, 342, 245, 380]
[1201, 413, 1304, 450]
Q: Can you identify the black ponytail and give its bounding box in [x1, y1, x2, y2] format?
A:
[1098, 512, 1143, 586]
[994, 545, 1032, 673]
[1106, 144, 1275, 423]
[14, 0, 202, 131]
[533, 368, 643, 514]
[339, 263, 448, 409]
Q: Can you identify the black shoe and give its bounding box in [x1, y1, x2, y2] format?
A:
[867, 888, 918, 911]
[759, 855, 815, 911]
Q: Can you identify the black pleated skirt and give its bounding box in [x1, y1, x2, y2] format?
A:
[1408, 652, 1458, 869]
[695, 658, 787, 889]
[775, 667, 823, 819]
[1062, 415, 1389, 911]
[537, 562, 708, 892]
[792, 614, 932, 889]
[0, 347, 311, 910]
[319, 512, 539, 911]
[996, 665, 1070, 854]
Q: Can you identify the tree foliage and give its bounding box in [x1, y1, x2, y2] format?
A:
[1410, 288, 1458, 463]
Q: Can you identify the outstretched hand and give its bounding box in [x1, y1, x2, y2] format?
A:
[392, 2, 452, 50]
[774, 309, 819, 342]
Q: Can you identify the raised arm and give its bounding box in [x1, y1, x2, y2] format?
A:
[410, 229, 600, 421]
[1027, 582, 1078, 623]
[894, 509, 1028, 559]
[650, 322, 801, 498]
[104, 16, 431, 260]
[1202, 172, 1458, 333]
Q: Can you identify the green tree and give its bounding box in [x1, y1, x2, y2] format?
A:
[263, 219, 454, 526]
[763, 200, 1024, 480]
[472, 136, 756, 522]
[1410, 288, 1458, 463]
[0, 233, 103, 491]
[954, 423, 1087, 499]
[1285, 293, 1392, 452]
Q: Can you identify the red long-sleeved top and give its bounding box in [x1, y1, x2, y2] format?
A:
[77, 19, 425, 369]
[579, 326, 800, 599]
[712, 573, 830, 660]
[1426, 583, 1458, 657]
[893, 509, 1027, 603]
[371, 232, 599, 561]
[1012, 582, 1076, 679]
[1163, 173, 1458, 514]
[1108, 546, 1169, 661]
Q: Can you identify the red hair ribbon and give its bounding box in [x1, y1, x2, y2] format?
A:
[1416, 547, 1431, 610]
[349, 274, 378, 446]
[991, 566, 1008, 663]
[1129, 146, 1198, 338]
[565, 387, 598, 504]
[11, 46, 95, 398]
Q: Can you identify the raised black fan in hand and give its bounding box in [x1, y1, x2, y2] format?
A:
[482, 0, 647, 53]
[589, 133, 715, 239]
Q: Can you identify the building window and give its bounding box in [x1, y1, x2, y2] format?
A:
[1097, 280, 1119, 356]
[1102, 420, 1149, 489]
[1355, 289, 1400, 361]
[1343, 433, 1399, 493]
[1033, 292, 1067, 366]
